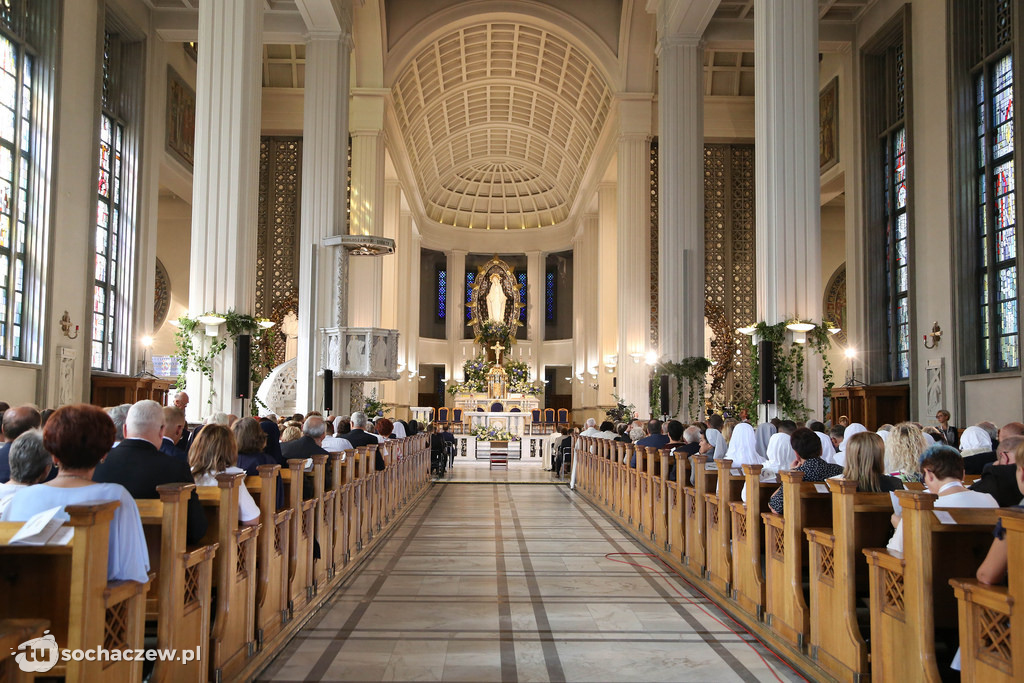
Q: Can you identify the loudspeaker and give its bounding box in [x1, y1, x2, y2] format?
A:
[323, 369, 334, 412]
[234, 335, 251, 399]
[659, 374, 670, 416]
[758, 340, 775, 404]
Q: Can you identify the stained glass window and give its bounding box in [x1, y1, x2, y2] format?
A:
[92, 30, 134, 372]
[976, 44, 1019, 371]
[545, 269, 556, 323]
[883, 123, 910, 380]
[517, 271, 527, 324]
[436, 268, 446, 320]
[0, 29, 30, 360]
[465, 272, 475, 321]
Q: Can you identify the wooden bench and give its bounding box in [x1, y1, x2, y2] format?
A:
[667, 451, 690, 561]
[327, 451, 352, 574]
[804, 478, 894, 682]
[136, 483, 217, 683]
[863, 490, 997, 680]
[684, 455, 713, 575]
[196, 472, 260, 681]
[0, 501, 150, 682]
[705, 459, 744, 595]
[762, 470, 833, 648]
[280, 459, 316, 619]
[950, 506, 1024, 682]
[243, 464, 293, 652]
[0, 619, 50, 683]
[728, 464, 774, 621]
[650, 446, 671, 548]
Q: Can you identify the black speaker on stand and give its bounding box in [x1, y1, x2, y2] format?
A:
[758, 340, 775, 405]
[323, 369, 334, 412]
[659, 374, 670, 417]
[234, 334, 251, 399]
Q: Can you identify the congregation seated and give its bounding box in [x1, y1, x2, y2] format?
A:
[841, 431, 904, 492]
[260, 417, 284, 461]
[280, 424, 302, 442]
[755, 422, 777, 459]
[0, 430, 52, 513]
[342, 412, 386, 471]
[0, 405, 41, 482]
[94, 399, 208, 545]
[189, 424, 259, 526]
[720, 422, 762, 466]
[630, 420, 669, 467]
[160, 406, 188, 459]
[376, 418, 395, 440]
[666, 423, 700, 482]
[281, 415, 329, 460]
[768, 427, 843, 514]
[975, 440, 1024, 585]
[886, 444, 997, 553]
[321, 416, 354, 452]
[969, 434, 1024, 506]
[960, 425, 997, 474]
[884, 422, 926, 483]
[579, 418, 600, 438]
[234, 416, 280, 474]
[1, 404, 150, 583]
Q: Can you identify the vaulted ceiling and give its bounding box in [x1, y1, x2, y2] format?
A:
[389, 22, 613, 230]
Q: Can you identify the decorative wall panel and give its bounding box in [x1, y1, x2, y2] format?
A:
[703, 144, 755, 408]
[256, 136, 302, 373]
[650, 140, 659, 347]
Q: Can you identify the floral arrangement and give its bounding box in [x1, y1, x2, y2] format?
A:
[363, 388, 391, 417]
[606, 393, 637, 424]
[470, 425, 520, 441]
[503, 359, 540, 395]
[446, 355, 541, 396]
[476, 320, 516, 349]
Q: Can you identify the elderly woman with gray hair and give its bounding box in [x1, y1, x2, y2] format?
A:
[0, 429, 52, 513]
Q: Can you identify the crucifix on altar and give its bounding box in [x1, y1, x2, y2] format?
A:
[490, 341, 505, 365]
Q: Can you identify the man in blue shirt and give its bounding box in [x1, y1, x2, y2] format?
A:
[631, 419, 669, 467]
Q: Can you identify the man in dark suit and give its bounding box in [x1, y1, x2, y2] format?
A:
[971, 435, 1024, 507]
[172, 391, 192, 451]
[160, 406, 188, 460]
[631, 419, 669, 467]
[0, 405, 41, 483]
[342, 411, 386, 471]
[280, 415, 330, 464]
[93, 400, 207, 544]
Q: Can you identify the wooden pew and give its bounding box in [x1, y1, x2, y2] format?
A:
[625, 443, 640, 532]
[616, 441, 630, 522]
[196, 472, 261, 681]
[803, 478, 894, 682]
[309, 454, 333, 593]
[950, 506, 1024, 682]
[0, 619, 50, 683]
[667, 451, 689, 561]
[650, 447, 670, 547]
[683, 455, 713, 575]
[136, 483, 217, 683]
[728, 464, 774, 621]
[864, 490, 997, 681]
[705, 460, 744, 595]
[281, 458, 316, 618]
[0, 501, 149, 682]
[327, 451, 352, 572]
[761, 470, 833, 649]
[243, 465, 293, 652]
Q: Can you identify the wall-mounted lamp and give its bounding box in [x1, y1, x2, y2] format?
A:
[198, 314, 226, 336]
[736, 325, 756, 336]
[644, 350, 658, 366]
[923, 322, 942, 349]
[60, 311, 79, 339]
[629, 352, 644, 364]
[604, 354, 617, 373]
[257, 318, 275, 330]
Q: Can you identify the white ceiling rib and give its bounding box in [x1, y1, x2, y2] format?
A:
[391, 22, 612, 230]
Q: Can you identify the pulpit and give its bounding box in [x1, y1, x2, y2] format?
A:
[829, 384, 910, 430]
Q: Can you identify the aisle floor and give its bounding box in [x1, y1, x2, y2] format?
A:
[256, 483, 802, 683]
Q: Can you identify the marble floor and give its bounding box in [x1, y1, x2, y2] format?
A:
[440, 459, 565, 484]
[256, 484, 803, 683]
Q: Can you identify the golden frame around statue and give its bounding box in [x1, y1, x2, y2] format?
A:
[468, 256, 522, 336]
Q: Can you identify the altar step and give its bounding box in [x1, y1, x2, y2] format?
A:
[475, 451, 522, 460]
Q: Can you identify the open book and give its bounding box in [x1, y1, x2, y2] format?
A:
[8, 506, 74, 546]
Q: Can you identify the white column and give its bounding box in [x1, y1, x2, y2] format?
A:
[347, 127, 386, 328]
[448, 250, 466, 394]
[616, 97, 654, 413]
[755, 0, 823, 412]
[572, 234, 585, 407]
[379, 180, 401, 407]
[658, 37, 705, 367]
[580, 213, 600, 410]
[296, 31, 351, 414]
[527, 250, 543, 381]
[395, 209, 418, 411]
[187, 0, 263, 416]
[597, 184, 618, 406]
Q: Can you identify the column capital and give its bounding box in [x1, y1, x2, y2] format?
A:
[304, 29, 352, 45]
[658, 35, 703, 53]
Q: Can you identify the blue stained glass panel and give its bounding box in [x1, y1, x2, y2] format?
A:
[465, 272, 475, 321]
[545, 270, 555, 322]
[896, 239, 907, 267]
[518, 271, 527, 323]
[998, 194, 1015, 230]
[995, 54, 1014, 91]
[1000, 335, 1019, 369]
[998, 228, 1017, 261]
[898, 266, 908, 293]
[1000, 300, 1018, 334]
[896, 212, 907, 240]
[898, 353, 909, 379]
[437, 268, 446, 319]
[998, 267, 1017, 301]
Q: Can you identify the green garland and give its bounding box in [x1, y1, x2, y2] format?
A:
[745, 320, 836, 421]
[651, 357, 713, 420]
[173, 310, 276, 413]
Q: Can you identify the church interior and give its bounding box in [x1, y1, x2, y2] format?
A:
[2, 0, 1024, 681]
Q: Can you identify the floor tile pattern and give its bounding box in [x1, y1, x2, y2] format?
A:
[257, 483, 803, 682]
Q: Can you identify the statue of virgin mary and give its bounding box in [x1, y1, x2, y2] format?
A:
[485, 274, 506, 324]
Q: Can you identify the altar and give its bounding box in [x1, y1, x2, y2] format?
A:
[453, 394, 540, 415]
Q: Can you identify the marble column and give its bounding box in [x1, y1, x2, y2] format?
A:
[616, 97, 654, 413]
[581, 213, 600, 410]
[187, 0, 262, 416]
[597, 183, 618, 406]
[527, 250, 543, 380]
[448, 250, 466, 390]
[755, 0, 823, 414]
[295, 31, 352, 414]
[658, 37, 705, 372]
[379, 180, 401, 408]
[395, 209, 419, 412]
[347, 127, 386, 328]
[572, 234, 585, 408]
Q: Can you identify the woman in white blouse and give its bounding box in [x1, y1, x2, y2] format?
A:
[189, 424, 260, 526]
